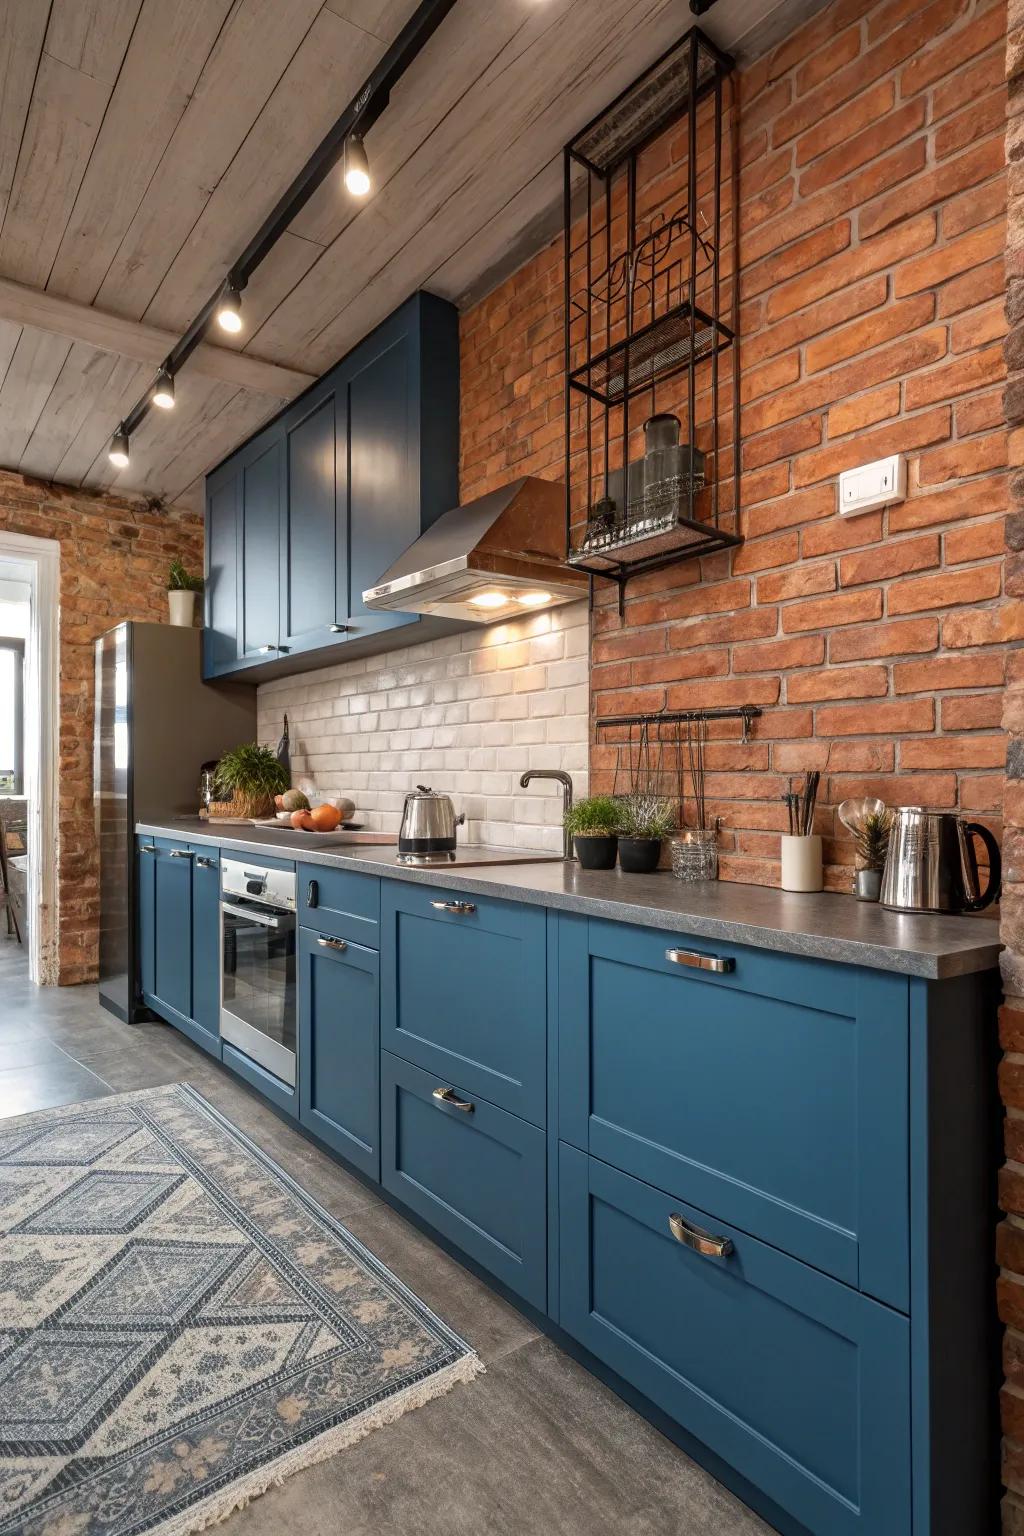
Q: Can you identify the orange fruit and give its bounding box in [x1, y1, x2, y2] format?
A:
[310, 804, 342, 832]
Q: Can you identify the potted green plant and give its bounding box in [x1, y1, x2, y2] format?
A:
[168, 558, 204, 627]
[853, 809, 892, 902]
[564, 795, 621, 870]
[618, 792, 674, 874]
[211, 743, 290, 821]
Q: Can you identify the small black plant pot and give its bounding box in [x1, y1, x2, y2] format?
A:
[618, 837, 662, 874]
[574, 834, 618, 870]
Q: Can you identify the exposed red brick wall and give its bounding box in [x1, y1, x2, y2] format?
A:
[999, 1, 1024, 1526]
[0, 472, 203, 985]
[460, 0, 1010, 890]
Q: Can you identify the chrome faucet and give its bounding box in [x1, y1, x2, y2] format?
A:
[520, 769, 574, 859]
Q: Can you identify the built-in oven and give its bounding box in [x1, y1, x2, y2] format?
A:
[220, 859, 297, 1087]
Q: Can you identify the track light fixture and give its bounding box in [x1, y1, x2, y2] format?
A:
[108, 428, 130, 469]
[151, 368, 175, 409]
[343, 134, 371, 197]
[216, 283, 243, 334]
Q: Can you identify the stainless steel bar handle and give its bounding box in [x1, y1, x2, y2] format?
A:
[195, 856, 216, 869]
[669, 1212, 734, 1258]
[432, 1086, 474, 1113]
[221, 901, 286, 929]
[329, 624, 350, 633]
[317, 936, 348, 952]
[258, 645, 277, 654]
[664, 948, 734, 974]
[140, 845, 157, 854]
[430, 900, 476, 915]
[169, 849, 194, 859]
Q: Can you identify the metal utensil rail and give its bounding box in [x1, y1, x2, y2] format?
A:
[594, 704, 762, 744]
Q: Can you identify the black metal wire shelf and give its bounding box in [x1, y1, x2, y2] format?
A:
[569, 301, 733, 407]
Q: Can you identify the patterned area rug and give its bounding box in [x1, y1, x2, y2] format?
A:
[0, 1083, 482, 1536]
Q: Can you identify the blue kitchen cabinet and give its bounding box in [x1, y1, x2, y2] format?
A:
[379, 881, 547, 1125]
[203, 464, 240, 678]
[299, 862, 380, 947]
[298, 926, 380, 1180]
[559, 1144, 911, 1536]
[202, 291, 459, 681]
[380, 1048, 547, 1310]
[138, 838, 193, 1025]
[558, 916, 909, 1311]
[187, 847, 221, 1059]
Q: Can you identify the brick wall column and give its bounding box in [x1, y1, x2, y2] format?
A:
[1002, 3, 1024, 1526]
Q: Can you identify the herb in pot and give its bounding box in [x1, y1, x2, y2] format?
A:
[564, 795, 622, 871]
[211, 743, 290, 821]
[618, 793, 674, 874]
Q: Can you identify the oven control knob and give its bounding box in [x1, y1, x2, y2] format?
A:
[246, 879, 264, 895]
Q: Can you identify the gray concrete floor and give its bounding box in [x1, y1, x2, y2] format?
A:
[0, 938, 775, 1536]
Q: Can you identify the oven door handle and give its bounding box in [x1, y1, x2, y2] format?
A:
[221, 901, 293, 930]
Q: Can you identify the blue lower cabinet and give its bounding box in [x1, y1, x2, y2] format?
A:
[137, 839, 157, 1000]
[298, 927, 380, 1180]
[140, 839, 194, 1027]
[186, 849, 221, 1059]
[558, 916, 909, 1311]
[380, 882, 547, 1126]
[558, 1144, 911, 1536]
[299, 863, 380, 947]
[380, 1049, 546, 1310]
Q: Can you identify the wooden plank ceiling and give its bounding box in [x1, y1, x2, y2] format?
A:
[0, 0, 818, 513]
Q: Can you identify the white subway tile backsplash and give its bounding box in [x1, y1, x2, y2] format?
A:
[256, 601, 589, 851]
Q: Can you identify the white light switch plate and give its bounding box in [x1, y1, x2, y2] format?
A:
[838, 454, 907, 515]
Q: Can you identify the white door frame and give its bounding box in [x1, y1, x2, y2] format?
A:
[0, 530, 60, 985]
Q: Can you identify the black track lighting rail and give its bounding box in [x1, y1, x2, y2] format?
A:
[114, 0, 459, 453]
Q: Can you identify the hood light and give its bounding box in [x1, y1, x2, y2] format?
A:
[515, 591, 552, 606]
[468, 591, 510, 609]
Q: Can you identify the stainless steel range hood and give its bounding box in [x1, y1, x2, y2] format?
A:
[362, 477, 588, 622]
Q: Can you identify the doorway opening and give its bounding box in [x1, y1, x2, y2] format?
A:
[0, 532, 59, 986]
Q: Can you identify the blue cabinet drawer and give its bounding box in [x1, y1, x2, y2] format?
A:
[380, 1050, 546, 1310]
[298, 927, 379, 1180]
[559, 1145, 910, 1536]
[298, 863, 380, 947]
[558, 916, 909, 1311]
[380, 881, 546, 1126]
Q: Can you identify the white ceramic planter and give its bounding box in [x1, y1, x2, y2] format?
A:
[168, 589, 196, 627]
[780, 834, 823, 893]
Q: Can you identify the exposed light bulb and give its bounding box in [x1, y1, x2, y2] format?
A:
[468, 591, 509, 609]
[108, 429, 130, 469]
[344, 134, 371, 197]
[515, 591, 552, 606]
[216, 283, 243, 333]
[151, 368, 175, 409]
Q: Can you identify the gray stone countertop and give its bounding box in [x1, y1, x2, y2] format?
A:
[137, 818, 1002, 981]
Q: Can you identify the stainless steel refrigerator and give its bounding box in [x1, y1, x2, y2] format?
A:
[94, 622, 255, 1023]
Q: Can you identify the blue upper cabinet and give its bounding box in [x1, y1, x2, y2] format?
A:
[202, 291, 459, 681]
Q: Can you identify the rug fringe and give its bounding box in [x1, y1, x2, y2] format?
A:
[152, 1352, 485, 1536]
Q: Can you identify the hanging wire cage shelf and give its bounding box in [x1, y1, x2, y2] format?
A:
[562, 29, 741, 601]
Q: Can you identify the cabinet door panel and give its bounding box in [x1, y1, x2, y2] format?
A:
[189, 849, 221, 1058]
[240, 440, 282, 658]
[137, 838, 157, 1000]
[298, 928, 379, 1179]
[380, 882, 546, 1125]
[204, 469, 239, 678]
[152, 840, 192, 1022]
[559, 1146, 911, 1536]
[345, 333, 419, 639]
[283, 394, 340, 654]
[381, 1050, 546, 1309]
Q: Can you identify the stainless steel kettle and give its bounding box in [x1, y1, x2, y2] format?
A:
[880, 808, 1001, 914]
[398, 785, 465, 860]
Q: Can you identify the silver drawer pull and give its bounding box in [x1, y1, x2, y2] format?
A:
[258, 645, 277, 654]
[430, 900, 476, 915]
[195, 856, 216, 869]
[140, 844, 157, 855]
[432, 1086, 474, 1113]
[317, 935, 348, 952]
[169, 849, 193, 859]
[669, 1212, 734, 1259]
[329, 624, 351, 633]
[665, 947, 734, 974]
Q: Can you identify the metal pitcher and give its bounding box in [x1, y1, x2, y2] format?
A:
[880, 808, 1001, 914]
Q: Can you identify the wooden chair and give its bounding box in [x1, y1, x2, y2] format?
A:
[0, 812, 24, 945]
